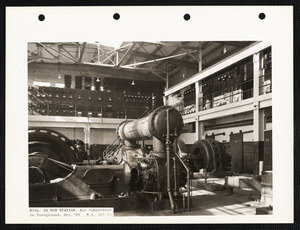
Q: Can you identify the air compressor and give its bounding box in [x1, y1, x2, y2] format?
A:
[28, 106, 230, 213]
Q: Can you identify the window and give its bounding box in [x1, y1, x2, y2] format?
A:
[55, 83, 65, 88]
[85, 77, 92, 90]
[75, 76, 82, 89]
[33, 81, 51, 87]
[199, 57, 254, 110]
[94, 77, 101, 91]
[64, 75, 72, 88]
[259, 47, 272, 95]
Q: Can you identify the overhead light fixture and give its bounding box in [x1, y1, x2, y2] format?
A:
[96, 77, 100, 82]
[131, 80, 135, 86]
[58, 73, 62, 79]
[100, 86, 104, 91]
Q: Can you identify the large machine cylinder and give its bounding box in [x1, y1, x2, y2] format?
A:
[117, 106, 183, 142]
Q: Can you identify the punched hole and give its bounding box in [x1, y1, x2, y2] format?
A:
[184, 14, 190, 21]
[259, 13, 266, 20]
[113, 13, 120, 20]
[38, 14, 45, 21]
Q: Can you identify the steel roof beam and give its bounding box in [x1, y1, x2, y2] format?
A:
[98, 46, 115, 65]
[38, 43, 77, 63]
[44, 48, 57, 58]
[28, 57, 58, 62]
[145, 41, 200, 50]
[216, 41, 253, 48]
[203, 46, 240, 68]
[182, 48, 199, 62]
[29, 42, 63, 54]
[102, 50, 117, 64]
[128, 50, 198, 69]
[117, 43, 135, 67]
[121, 66, 166, 81]
[122, 42, 144, 65]
[122, 51, 196, 68]
[85, 51, 98, 63]
[202, 43, 223, 57]
[139, 44, 167, 73]
[60, 45, 78, 62]
[78, 42, 86, 63]
[139, 44, 163, 68]
[29, 62, 164, 82]
[154, 44, 164, 56]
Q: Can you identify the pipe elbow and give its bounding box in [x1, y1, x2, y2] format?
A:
[168, 191, 175, 211]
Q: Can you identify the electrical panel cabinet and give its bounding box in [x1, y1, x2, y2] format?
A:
[28, 77, 163, 119]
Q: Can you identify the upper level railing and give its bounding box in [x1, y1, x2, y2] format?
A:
[199, 80, 253, 111]
[259, 72, 272, 95]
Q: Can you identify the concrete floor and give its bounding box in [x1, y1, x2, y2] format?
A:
[115, 178, 263, 216]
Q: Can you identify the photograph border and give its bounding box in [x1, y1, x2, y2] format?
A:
[2, 1, 298, 228]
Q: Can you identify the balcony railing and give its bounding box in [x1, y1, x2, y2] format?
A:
[259, 72, 272, 95]
[199, 81, 254, 111]
[28, 96, 150, 120]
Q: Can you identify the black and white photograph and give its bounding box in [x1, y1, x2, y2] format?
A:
[27, 40, 273, 216]
[5, 6, 293, 224]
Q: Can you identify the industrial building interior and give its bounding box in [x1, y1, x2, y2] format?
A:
[27, 41, 272, 216]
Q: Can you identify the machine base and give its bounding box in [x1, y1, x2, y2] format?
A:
[256, 206, 273, 215]
[136, 192, 189, 214]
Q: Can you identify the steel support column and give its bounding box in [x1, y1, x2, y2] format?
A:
[85, 118, 91, 159]
[253, 52, 264, 142]
[253, 52, 265, 175]
[198, 47, 203, 72]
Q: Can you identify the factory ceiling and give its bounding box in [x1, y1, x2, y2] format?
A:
[28, 41, 255, 82]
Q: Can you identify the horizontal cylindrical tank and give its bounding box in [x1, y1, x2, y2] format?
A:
[117, 106, 183, 142]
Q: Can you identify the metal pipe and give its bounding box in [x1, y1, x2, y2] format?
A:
[182, 193, 186, 212]
[174, 154, 190, 212]
[166, 108, 175, 214]
[187, 168, 190, 212]
[152, 137, 165, 153]
[173, 134, 178, 196]
[173, 157, 178, 196]
[173, 129, 190, 212]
